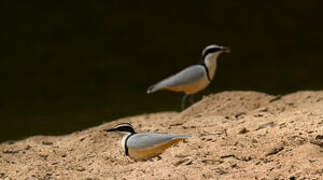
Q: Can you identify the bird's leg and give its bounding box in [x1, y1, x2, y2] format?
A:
[189, 95, 195, 105]
[181, 94, 189, 110]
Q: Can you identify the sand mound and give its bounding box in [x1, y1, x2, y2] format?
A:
[1, 91, 322, 179]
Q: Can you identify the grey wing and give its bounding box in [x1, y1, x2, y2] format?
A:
[147, 65, 206, 93]
[127, 133, 191, 149]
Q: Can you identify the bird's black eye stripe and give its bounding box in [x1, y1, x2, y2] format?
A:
[118, 126, 135, 133]
[202, 48, 221, 59]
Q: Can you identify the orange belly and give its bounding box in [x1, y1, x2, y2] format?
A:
[163, 76, 209, 94]
[128, 138, 186, 161]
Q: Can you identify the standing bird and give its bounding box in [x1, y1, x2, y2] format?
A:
[105, 123, 191, 161]
[147, 44, 230, 110]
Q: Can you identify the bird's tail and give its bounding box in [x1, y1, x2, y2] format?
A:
[147, 79, 169, 94]
[147, 84, 159, 94]
[176, 134, 192, 138]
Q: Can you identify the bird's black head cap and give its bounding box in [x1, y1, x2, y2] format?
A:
[201, 44, 230, 60]
[105, 123, 136, 134]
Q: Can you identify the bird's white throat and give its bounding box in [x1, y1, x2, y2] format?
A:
[119, 133, 132, 150]
[204, 51, 222, 80]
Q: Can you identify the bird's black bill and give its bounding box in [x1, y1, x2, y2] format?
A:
[104, 128, 116, 132]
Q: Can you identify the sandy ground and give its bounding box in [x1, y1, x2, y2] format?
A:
[0, 91, 322, 180]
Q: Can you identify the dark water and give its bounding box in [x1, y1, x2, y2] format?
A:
[1, 1, 323, 142]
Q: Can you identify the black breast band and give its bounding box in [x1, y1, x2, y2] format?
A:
[124, 133, 135, 156]
[200, 63, 211, 81]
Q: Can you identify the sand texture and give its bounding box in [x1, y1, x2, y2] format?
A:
[0, 91, 322, 179]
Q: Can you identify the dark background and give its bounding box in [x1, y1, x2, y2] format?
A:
[1, 1, 322, 142]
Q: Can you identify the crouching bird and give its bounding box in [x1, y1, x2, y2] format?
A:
[105, 123, 191, 161]
[147, 44, 230, 110]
